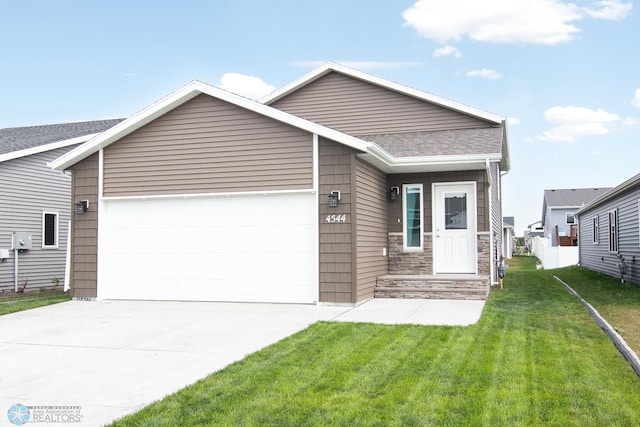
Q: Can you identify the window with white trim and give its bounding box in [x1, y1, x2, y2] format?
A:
[608, 209, 618, 253]
[566, 212, 576, 224]
[592, 216, 599, 244]
[403, 184, 423, 251]
[42, 211, 59, 249]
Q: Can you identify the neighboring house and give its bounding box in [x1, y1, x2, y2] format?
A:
[503, 216, 515, 259]
[575, 173, 640, 284]
[50, 62, 509, 304]
[0, 120, 123, 293]
[542, 188, 611, 247]
[525, 221, 545, 252]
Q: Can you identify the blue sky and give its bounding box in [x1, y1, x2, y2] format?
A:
[1, 0, 638, 235]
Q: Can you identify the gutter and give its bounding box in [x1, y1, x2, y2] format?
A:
[486, 159, 498, 287]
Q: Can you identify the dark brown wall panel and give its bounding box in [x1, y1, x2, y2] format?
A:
[387, 170, 488, 234]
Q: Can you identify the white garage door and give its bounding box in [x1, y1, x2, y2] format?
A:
[98, 193, 317, 303]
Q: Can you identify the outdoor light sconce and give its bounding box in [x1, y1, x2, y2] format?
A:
[389, 186, 399, 201]
[75, 200, 89, 215]
[329, 191, 341, 208]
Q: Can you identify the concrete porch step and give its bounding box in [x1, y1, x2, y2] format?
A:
[375, 274, 490, 300]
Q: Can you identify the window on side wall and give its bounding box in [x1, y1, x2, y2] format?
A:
[592, 216, 599, 244]
[42, 211, 59, 249]
[566, 212, 576, 224]
[403, 184, 423, 251]
[608, 209, 618, 253]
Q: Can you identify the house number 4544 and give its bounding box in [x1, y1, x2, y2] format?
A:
[325, 214, 347, 223]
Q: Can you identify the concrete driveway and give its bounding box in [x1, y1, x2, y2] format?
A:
[0, 299, 484, 426]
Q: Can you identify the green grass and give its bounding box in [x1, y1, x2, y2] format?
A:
[546, 264, 640, 356]
[111, 258, 640, 426]
[0, 290, 71, 316]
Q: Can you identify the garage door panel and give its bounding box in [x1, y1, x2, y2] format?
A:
[100, 194, 317, 303]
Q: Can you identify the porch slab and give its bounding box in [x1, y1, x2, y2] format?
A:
[333, 298, 485, 326]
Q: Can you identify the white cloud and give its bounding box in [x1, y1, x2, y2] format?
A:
[402, 0, 632, 45]
[218, 73, 276, 100]
[433, 45, 461, 58]
[632, 89, 640, 108]
[508, 117, 521, 125]
[537, 105, 635, 142]
[466, 68, 503, 80]
[292, 61, 422, 70]
[583, 0, 633, 19]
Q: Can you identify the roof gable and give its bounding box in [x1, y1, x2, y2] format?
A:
[50, 81, 370, 171]
[261, 62, 504, 124]
[544, 188, 612, 208]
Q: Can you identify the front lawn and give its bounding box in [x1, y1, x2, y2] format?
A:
[111, 257, 640, 426]
[0, 290, 71, 316]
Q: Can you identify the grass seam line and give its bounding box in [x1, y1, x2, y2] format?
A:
[553, 275, 640, 378]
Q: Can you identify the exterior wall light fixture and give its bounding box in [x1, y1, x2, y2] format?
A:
[75, 200, 89, 215]
[389, 186, 399, 201]
[329, 191, 341, 208]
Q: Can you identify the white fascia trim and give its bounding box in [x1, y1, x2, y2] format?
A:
[0, 133, 99, 164]
[50, 80, 370, 171]
[260, 62, 504, 124]
[367, 143, 502, 169]
[100, 188, 317, 202]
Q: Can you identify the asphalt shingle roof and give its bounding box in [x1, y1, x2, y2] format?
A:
[0, 119, 124, 156]
[543, 188, 612, 208]
[358, 127, 503, 158]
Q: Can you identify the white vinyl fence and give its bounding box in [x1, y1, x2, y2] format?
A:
[531, 236, 579, 269]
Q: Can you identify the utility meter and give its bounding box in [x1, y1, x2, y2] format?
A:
[11, 232, 33, 250]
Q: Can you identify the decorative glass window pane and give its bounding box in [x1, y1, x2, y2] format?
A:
[592, 216, 599, 244]
[405, 187, 422, 248]
[43, 212, 58, 248]
[444, 192, 467, 230]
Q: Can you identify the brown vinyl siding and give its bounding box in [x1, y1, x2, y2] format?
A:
[69, 153, 99, 298]
[578, 186, 640, 284]
[319, 137, 355, 303]
[103, 94, 313, 197]
[387, 170, 489, 234]
[355, 159, 388, 301]
[271, 71, 489, 136]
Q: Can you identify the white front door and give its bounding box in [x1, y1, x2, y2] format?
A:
[433, 182, 477, 274]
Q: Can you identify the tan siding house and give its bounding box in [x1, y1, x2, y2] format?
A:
[51, 62, 509, 305]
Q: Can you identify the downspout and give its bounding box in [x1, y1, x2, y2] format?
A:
[486, 159, 497, 287]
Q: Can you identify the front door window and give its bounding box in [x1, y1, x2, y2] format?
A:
[445, 192, 467, 230]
